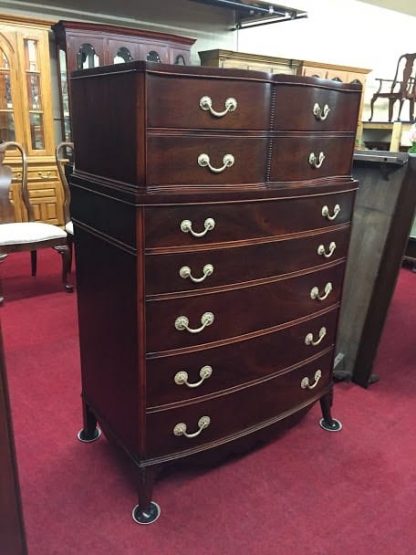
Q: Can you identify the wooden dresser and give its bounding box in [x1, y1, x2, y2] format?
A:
[69, 62, 361, 524]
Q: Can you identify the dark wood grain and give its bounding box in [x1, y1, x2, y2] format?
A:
[147, 136, 268, 186]
[0, 324, 27, 555]
[274, 85, 361, 131]
[145, 226, 351, 295]
[147, 74, 271, 130]
[146, 350, 333, 457]
[69, 62, 360, 519]
[146, 308, 338, 407]
[144, 191, 355, 248]
[270, 136, 355, 181]
[146, 262, 345, 352]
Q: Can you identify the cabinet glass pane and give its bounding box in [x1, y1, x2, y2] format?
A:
[0, 111, 16, 141]
[77, 44, 100, 69]
[114, 47, 133, 64]
[29, 112, 44, 149]
[0, 48, 15, 141]
[24, 39, 45, 149]
[26, 73, 42, 110]
[146, 50, 161, 63]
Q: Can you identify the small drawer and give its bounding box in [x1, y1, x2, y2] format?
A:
[145, 226, 351, 295]
[146, 262, 345, 353]
[147, 136, 268, 185]
[147, 308, 339, 408]
[274, 85, 361, 131]
[144, 191, 356, 249]
[13, 167, 59, 183]
[270, 136, 355, 181]
[146, 350, 333, 457]
[147, 74, 271, 130]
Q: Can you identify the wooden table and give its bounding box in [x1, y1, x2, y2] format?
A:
[335, 151, 416, 387]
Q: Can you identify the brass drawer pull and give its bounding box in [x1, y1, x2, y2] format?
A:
[199, 95, 237, 117]
[173, 416, 211, 438]
[174, 365, 213, 388]
[313, 103, 331, 121]
[322, 204, 340, 221]
[301, 370, 322, 390]
[179, 264, 214, 283]
[317, 241, 336, 258]
[198, 153, 235, 174]
[175, 312, 215, 334]
[305, 327, 327, 346]
[180, 218, 215, 238]
[310, 282, 332, 301]
[38, 171, 52, 179]
[309, 151, 325, 169]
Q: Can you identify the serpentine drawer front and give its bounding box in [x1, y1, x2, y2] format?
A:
[146, 308, 339, 408]
[145, 226, 350, 295]
[144, 191, 355, 248]
[146, 262, 345, 353]
[146, 74, 271, 130]
[273, 84, 361, 131]
[70, 61, 361, 523]
[146, 350, 334, 457]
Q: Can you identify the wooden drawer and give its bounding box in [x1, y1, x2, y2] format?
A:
[145, 226, 351, 295]
[274, 85, 360, 131]
[147, 74, 271, 130]
[147, 308, 338, 408]
[146, 350, 333, 457]
[144, 191, 356, 249]
[270, 136, 355, 181]
[147, 136, 268, 185]
[12, 167, 59, 183]
[146, 262, 345, 353]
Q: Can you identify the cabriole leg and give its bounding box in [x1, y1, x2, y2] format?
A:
[319, 389, 342, 432]
[132, 467, 160, 525]
[77, 399, 101, 443]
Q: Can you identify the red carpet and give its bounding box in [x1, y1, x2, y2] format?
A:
[1, 250, 416, 555]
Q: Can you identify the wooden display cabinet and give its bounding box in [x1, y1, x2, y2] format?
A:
[52, 21, 196, 142]
[0, 16, 64, 225]
[198, 49, 301, 74]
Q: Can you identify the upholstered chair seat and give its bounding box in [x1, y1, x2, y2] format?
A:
[0, 222, 67, 246]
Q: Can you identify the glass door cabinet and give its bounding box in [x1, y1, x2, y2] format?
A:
[0, 16, 64, 224]
[53, 21, 195, 142]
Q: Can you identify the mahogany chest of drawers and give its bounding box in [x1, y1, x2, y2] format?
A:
[69, 61, 361, 523]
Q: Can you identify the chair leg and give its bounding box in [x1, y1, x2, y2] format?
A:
[396, 99, 405, 121]
[0, 254, 6, 305]
[67, 235, 74, 273]
[368, 96, 376, 121]
[410, 99, 415, 122]
[388, 98, 396, 122]
[30, 250, 37, 276]
[54, 245, 74, 293]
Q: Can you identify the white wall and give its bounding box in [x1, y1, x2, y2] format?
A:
[237, 0, 416, 121]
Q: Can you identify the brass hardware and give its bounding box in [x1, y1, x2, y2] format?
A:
[322, 204, 340, 221]
[310, 282, 332, 301]
[313, 103, 331, 121]
[309, 151, 325, 169]
[179, 263, 214, 283]
[198, 153, 235, 174]
[174, 365, 213, 388]
[173, 416, 211, 438]
[38, 171, 52, 179]
[301, 369, 322, 390]
[180, 218, 215, 238]
[305, 327, 327, 346]
[175, 312, 215, 334]
[317, 242, 336, 258]
[199, 96, 237, 117]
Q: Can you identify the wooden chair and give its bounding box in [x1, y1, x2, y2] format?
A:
[55, 142, 74, 266]
[368, 53, 416, 122]
[0, 141, 73, 304]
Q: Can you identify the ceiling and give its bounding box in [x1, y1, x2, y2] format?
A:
[355, 0, 416, 17]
